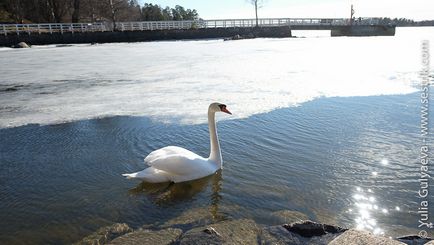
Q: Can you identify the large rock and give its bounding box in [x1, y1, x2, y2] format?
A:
[270, 210, 309, 225]
[223, 33, 256, 41]
[283, 220, 347, 237]
[261, 225, 304, 245]
[12, 42, 30, 48]
[260, 220, 347, 245]
[179, 218, 261, 245]
[158, 207, 220, 230]
[75, 223, 132, 245]
[312, 208, 339, 226]
[396, 235, 432, 245]
[108, 228, 182, 245]
[329, 229, 406, 245]
[156, 204, 239, 230]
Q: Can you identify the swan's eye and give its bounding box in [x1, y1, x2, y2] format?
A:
[218, 104, 226, 110]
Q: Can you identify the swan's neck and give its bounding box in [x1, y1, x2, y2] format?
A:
[208, 110, 222, 168]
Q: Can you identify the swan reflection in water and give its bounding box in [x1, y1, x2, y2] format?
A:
[128, 170, 223, 208]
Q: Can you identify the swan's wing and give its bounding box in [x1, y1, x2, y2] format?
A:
[144, 146, 213, 176]
[146, 153, 210, 176]
[144, 146, 197, 166]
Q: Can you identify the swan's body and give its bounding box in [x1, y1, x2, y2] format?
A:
[122, 103, 231, 183]
[123, 146, 218, 183]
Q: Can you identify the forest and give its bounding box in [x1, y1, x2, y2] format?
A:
[0, 0, 199, 24]
[375, 17, 434, 26]
[0, 1, 432, 27]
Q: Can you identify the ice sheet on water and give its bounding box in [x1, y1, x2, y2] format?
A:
[0, 27, 432, 128]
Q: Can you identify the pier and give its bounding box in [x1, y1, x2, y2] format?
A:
[0, 18, 395, 46]
[0, 18, 389, 35]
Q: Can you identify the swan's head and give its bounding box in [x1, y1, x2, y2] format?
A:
[209, 102, 232, 115]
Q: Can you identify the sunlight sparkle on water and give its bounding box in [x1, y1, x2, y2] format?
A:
[349, 187, 393, 236]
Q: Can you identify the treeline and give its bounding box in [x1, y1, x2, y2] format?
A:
[1, 2, 433, 27]
[141, 3, 198, 21]
[0, 1, 200, 24]
[376, 17, 434, 26]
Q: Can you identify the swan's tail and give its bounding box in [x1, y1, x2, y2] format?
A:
[122, 167, 170, 183]
[122, 173, 135, 179]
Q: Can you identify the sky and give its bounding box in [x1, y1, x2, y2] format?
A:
[138, 0, 433, 21]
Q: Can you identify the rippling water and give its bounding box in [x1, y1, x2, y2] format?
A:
[1, 93, 433, 244]
[0, 27, 433, 244]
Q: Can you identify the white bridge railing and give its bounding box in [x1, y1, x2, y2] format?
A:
[0, 18, 381, 36]
[0, 22, 107, 36]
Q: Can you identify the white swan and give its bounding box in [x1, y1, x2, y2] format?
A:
[122, 102, 232, 183]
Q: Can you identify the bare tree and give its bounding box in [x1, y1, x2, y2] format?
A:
[82, 0, 100, 22]
[109, 0, 117, 29]
[106, 0, 129, 30]
[71, 0, 80, 22]
[248, 0, 264, 27]
[44, 0, 69, 22]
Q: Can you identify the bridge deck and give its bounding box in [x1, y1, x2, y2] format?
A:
[0, 18, 384, 36]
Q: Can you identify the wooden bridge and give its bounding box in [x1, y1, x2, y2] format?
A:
[0, 18, 383, 36]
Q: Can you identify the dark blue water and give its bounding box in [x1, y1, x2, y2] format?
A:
[0, 92, 432, 244]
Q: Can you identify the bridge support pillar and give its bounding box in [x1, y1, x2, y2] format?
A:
[331, 25, 395, 37]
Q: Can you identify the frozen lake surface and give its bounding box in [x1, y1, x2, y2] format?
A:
[1, 28, 432, 128]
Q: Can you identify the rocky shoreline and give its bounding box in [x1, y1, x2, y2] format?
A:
[74, 209, 432, 245]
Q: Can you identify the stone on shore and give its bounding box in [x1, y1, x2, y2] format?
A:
[158, 207, 220, 230]
[261, 220, 347, 245]
[12, 42, 30, 48]
[224, 33, 256, 41]
[75, 223, 132, 245]
[329, 229, 406, 245]
[108, 228, 182, 245]
[397, 235, 433, 245]
[179, 218, 261, 245]
[74, 210, 431, 245]
[261, 225, 304, 245]
[313, 208, 339, 225]
[283, 220, 347, 237]
[270, 210, 309, 225]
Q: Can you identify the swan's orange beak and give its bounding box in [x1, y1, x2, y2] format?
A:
[221, 107, 232, 115]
